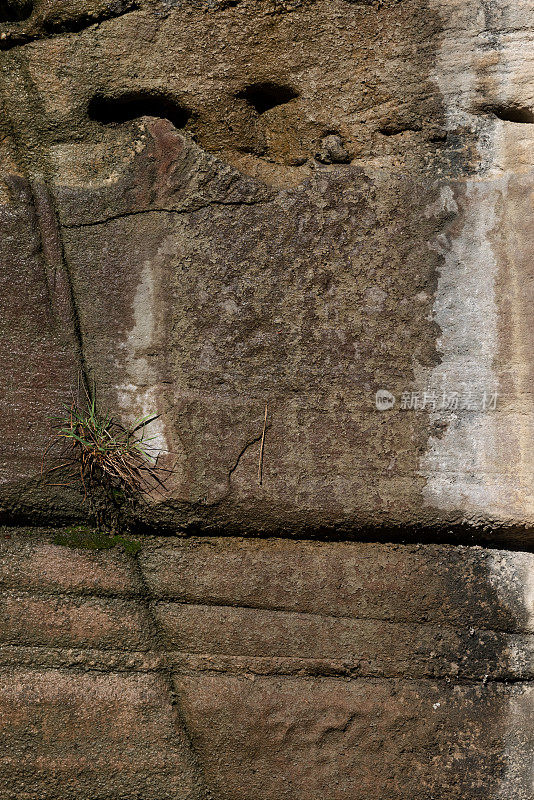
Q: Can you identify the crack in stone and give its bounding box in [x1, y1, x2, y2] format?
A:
[130, 548, 212, 800]
[1, 582, 532, 637]
[0, 2, 140, 51]
[60, 197, 274, 229]
[227, 428, 270, 484]
[0, 53, 91, 395]
[0, 645, 531, 685]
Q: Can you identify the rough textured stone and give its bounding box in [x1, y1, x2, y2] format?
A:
[174, 674, 532, 800]
[1, 0, 534, 797]
[0, 668, 203, 800]
[0, 538, 142, 594]
[0, 590, 152, 649]
[0, 533, 531, 798]
[140, 537, 534, 631]
[0, 0, 533, 542]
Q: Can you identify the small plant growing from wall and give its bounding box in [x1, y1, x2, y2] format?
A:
[44, 382, 170, 533]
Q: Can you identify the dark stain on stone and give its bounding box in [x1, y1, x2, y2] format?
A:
[379, 120, 422, 136]
[0, 1, 139, 49]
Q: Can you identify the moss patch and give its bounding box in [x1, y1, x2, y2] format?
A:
[52, 526, 142, 555]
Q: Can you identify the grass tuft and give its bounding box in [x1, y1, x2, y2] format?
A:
[43, 380, 173, 532]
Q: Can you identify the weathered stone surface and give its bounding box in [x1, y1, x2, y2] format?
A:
[0, 533, 531, 798]
[0, 537, 142, 594]
[1, 0, 534, 796]
[140, 537, 534, 631]
[175, 674, 532, 800]
[157, 602, 534, 681]
[0, 590, 152, 649]
[0, 179, 78, 514]
[0, 0, 533, 540]
[0, 668, 202, 800]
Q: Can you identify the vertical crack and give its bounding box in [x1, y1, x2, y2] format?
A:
[131, 549, 211, 800]
[0, 51, 90, 395]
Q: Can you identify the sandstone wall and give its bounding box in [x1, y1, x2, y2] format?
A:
[0, 0, 533, 542]
[0, 1, 533, 797]
[0, 532, 531, 799]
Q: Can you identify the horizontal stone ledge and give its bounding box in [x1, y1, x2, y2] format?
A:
[169, 651, 534, 684]
[173, 673, 534, 800]
[0, 589, 153, 651]
[0, 645, 531, 684]
[0, 645, 165, 672]
[0, 667, 200, 800]
[0, 589, 530, 681]
[1, 534, 532, 637]
[0, 538, 142, 596]
[153, 603, 534, 682]
[0, 667, 530, 800]
[140, 537, 534, 634]
[0, 534, 534, 649]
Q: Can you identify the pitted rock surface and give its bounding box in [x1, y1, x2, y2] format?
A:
[1, 1, 534, 798]
[0, 533, 532, 799]
[1, 0, 534, 541]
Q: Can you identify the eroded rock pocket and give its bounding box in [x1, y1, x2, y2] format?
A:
[88, 91, 193, 130]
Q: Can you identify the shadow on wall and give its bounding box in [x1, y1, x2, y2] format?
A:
[0, 0, 32, 22]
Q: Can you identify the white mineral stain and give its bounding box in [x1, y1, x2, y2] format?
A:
[424, 0, 534, 520]
[427, 3, 534, 795]
[116, 239, 172, 461]
[420, 179, 503, 515]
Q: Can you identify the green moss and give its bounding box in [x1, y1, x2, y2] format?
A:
[52, 526, 142, 555]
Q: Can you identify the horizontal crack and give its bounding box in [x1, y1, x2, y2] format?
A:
[0, 2, 139, 51]
[60, 197, 273, 229]
[187, 523, 534, 554]
[0, 646, 531, 686]
[151, 597, 534, 639]
[1, 584, 532, 638]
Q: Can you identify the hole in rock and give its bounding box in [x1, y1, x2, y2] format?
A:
[0, 0, 33, 22]
[238, 82, 299, 115]
[88, 91, 192, 129]
[487, 104, 534, 124]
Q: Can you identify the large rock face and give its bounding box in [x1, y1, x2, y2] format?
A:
[0, 532, 532, 799]
[0, 2, 533, 798]
[0, 0, 533, 542]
